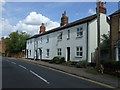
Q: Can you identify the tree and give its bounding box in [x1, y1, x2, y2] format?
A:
[100, 34, 110, 54]
[5, 31, 30, 54]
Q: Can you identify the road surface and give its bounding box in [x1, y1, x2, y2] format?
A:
[2, 57, 110, 88]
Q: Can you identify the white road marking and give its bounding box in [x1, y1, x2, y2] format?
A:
[6, 60, 9, 62]
[11, 62, 16, 64]
[18, 65, 28, 70]
[30, 70, 50, 84]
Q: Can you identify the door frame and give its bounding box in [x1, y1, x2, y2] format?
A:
[66, 47, 70, 62]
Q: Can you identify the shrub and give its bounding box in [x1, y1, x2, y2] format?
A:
[49, 56, 60, 63]
[49, 56, 65, 64]
[116, 61, 120, 70]
[76, 60, 88, 68]
[55, 57, 65, 64]
[66, 61, 73, 66]
[101, 59, 120, 71]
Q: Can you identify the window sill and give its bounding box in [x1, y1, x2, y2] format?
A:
[67, 37, 70, 40]
[57, 39, 62, 42]
[75, 56, 82, 58]
[76, 36, 83, 39]
[46, 56, 49, 58]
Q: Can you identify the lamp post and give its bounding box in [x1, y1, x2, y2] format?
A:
[96, 0, 101, 70]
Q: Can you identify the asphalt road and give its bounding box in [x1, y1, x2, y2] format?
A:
[2, 57, 109, 88]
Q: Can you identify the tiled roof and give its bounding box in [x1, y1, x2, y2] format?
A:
[110, 9, 120, 16]
[27, 14, 97, 40]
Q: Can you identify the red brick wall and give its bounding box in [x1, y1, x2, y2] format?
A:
[0, 38, 6, 54]
[110, 13, 120, 60]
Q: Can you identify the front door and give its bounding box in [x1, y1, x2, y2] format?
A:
[67, 47, 70, 61]
[36, 50, 38, 60]
[118, 48, 120, 60]
[26, 50, 28, 58]
[39, 49, 42, 60]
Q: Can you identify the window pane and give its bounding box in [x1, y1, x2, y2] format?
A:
[77, 52, 79, 56]
[80, 52, 83, 56]
[76, 47, 79, 51]
[80, 47, 82, 51]
[80, 32, 83, 35]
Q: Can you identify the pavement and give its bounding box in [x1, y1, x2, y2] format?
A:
[4, 57, 120, 88]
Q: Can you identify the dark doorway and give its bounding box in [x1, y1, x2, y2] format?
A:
[67, 47, 70, 61]
[35, 50, 38, 60]
[26, 50, 28, 58]
[118, 48, 120, 61]
[39, 49, 42, 60]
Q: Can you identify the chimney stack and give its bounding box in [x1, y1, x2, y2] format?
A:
[40, 23, 46, 34]
[60, 11, 68, 26]
[96, 1, 106, 14]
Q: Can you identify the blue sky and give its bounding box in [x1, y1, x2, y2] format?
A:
[1, 2, 119, 37]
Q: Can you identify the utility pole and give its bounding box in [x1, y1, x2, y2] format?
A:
[96, 0, 101, 70]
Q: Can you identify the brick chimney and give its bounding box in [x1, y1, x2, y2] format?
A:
[40, 23, 46, 34]
[60, 11, 68, 26]
[96, 1, 106, 14]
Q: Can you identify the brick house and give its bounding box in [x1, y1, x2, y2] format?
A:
[110, 9, 120, 61]
[0, 37, 6, 56]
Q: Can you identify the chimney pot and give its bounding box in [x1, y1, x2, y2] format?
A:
[40, 23, 46, 34]
[60, 11, 68, 26]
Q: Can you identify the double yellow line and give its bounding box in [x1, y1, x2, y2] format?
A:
[37, 64, 115, 88]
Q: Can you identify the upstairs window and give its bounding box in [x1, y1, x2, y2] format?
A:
[67, 30, 70, 40]
[57, 32, 62, 41]
[76, 26, 83, 37]
[57, 48, 62, 56]
[46, 35, 49, 43]
[40, 37, 42, 43]
[76, 47, 83, 57]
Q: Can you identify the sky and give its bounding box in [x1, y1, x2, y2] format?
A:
[0, 0, 119, 38]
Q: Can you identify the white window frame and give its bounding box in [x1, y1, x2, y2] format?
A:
[76, 26, 83, 38]
[57, 32, 62, 41]
[57, 48, 62, 56]
[46, 49, 49, 57]
[75, 46, 83, 57]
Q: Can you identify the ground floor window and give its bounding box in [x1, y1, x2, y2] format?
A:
[57, 48, 62, 56]
[76, 47, 83, 57]
[46, 49, 49, 57]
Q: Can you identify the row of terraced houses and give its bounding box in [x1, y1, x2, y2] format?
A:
[25, 2, 120, 63]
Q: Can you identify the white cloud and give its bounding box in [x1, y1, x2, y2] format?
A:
[88, 9, 95, 15]
[1, 12, 60, 38]
[0, 18, 15, 38]
[0, 0, 5, 13]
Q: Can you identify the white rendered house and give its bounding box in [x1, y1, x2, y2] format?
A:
[26, 2, 110, 63]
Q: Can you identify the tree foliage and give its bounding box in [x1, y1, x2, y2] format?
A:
[5, 31, 30, 54]
[100, 34, 110, 54]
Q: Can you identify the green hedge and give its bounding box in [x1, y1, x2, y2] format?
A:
[76, 60, 88, 68]
[101, 59, 120, 71]
[66, 61, 73, 66]
[49, 56, 65, 64]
